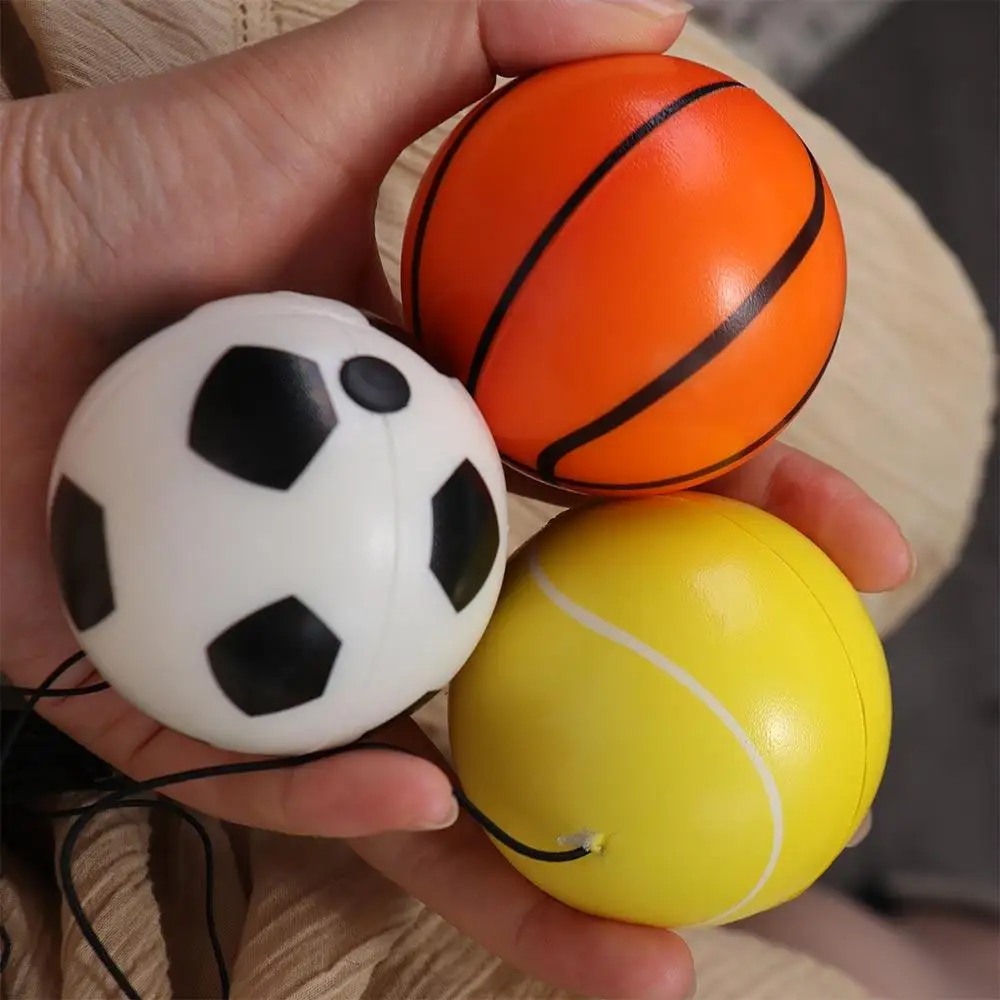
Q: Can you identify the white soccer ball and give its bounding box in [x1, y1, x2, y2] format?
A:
[48, 292, 508, 755]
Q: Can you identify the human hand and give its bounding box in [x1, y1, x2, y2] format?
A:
[0, 2, 910, 997]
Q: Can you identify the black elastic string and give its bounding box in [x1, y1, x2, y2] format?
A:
[57, 796, 228, 1000]
[0, 652, 597, 998]
[5, 680, 112, 698]
[45, 741, 591, 864]
[0, 650, 88, 768]
[456, 791, 592, 863]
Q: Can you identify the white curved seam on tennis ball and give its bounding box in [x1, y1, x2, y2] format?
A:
[528, 547, 784, 926]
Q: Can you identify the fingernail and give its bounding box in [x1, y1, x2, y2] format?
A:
[598, 0, 693, 18]
[905, 539, 918, 583]
[684, 973, 699, 999]
[846, 811, 872, 848]
[416, 794, 460, 831]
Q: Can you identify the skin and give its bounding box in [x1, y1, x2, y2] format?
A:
[0, 2, 912, 997]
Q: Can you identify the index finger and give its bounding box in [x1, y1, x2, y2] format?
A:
[21, 667, 457, 838]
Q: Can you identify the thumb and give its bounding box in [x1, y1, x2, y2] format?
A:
[5, 0, 689, 346]
[223, 0, 690, 179]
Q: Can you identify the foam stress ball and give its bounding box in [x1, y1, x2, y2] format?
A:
[48, 293, 508, 756]
[402, 54, 847, 496]
[448, 493, 891, 928]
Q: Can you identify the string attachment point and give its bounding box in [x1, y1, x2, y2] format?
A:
[557, 830, 607, 856]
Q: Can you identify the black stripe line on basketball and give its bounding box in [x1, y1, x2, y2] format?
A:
[535, 146, 827, 483]
[509, 316, 841, 493]
[465, 78, 744, 396]
[408, 77, 530, 343]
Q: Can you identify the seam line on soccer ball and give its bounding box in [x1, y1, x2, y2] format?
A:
[527, 546, 784, 925]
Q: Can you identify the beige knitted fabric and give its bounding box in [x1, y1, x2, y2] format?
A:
[0, 2, 994, 998]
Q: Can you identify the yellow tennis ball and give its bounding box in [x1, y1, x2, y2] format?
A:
[448, 492, 892, 929]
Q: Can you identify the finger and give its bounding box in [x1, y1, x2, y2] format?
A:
[5, 0, 688, 321]
[703, 442, 915, 593]
[846, 811, 873, 849]
[350, 727, 694, 1000]
[483, 0, 691, 72]
[226, 0, 689, 180]
[34, 683, 457, 837]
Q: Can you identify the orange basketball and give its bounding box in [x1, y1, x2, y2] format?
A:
[401, 54, 847, 496]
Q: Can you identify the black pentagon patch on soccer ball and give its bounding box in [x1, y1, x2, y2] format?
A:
[189, 346, 337, 490]
[340, 356, 411, 413]
[49, 476, 116, 632]
[430, 459, 500, 612]
[207, 596, 341, 717]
